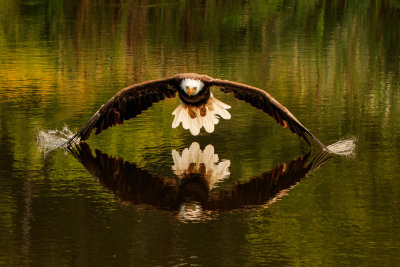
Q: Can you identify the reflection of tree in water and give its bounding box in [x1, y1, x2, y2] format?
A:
[68, 142, 332, 220]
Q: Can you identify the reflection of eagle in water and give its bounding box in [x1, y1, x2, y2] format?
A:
[66, 73, 327, 149]
[68, 142, 332, 214]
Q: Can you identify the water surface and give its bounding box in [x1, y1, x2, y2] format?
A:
[1, 1, 400, 266]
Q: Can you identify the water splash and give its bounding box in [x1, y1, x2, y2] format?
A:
[37, 125, 76, 155]
[326, 137, 356, 156]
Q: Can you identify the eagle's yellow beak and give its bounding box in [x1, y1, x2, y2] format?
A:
[187, 87, 195, 96]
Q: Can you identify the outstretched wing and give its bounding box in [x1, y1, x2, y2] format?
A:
[66, 77, 177, 145]
[209, 79, 327, 149]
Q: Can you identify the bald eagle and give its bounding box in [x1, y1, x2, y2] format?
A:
[65, 73, 327, 150]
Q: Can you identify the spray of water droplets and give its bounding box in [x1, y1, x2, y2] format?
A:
[326, 137, 356, 156]
[37, 125, 76, 155]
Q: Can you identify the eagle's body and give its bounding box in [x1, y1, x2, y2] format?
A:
[65, 73, 328, 151]
[169, 74, 231, 135]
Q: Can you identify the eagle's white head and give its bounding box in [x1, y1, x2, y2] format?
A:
[181, 78, 204, 96]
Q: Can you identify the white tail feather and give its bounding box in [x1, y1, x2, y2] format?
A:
[181, 110, 190, 130]
[172, 105, 183, 128]
[210, 95, 231, 119]
[201, 114, 215, 133]
[171, 94, 231, 135]
[189, 115, 201, 135]
[212, 116, 219, 125]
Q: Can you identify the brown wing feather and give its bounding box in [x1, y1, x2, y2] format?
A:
[65, 77, 177, 145]
[209, 79, 327, 149]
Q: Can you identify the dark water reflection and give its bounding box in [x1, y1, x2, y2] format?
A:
[68, 142, 332, 217]
[1, 0, 400, 266]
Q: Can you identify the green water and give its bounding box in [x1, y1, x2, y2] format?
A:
[1, 1, 400, 266]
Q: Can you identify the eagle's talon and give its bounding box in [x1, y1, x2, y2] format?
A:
[200, 106, 207, 117]
[188, 108, 197, 118]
